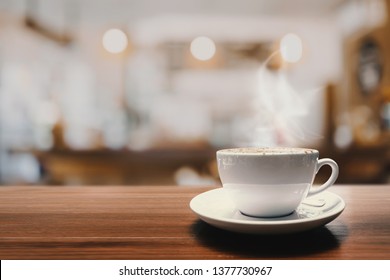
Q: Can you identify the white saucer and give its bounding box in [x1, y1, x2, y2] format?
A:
[190, 188, 345, 234]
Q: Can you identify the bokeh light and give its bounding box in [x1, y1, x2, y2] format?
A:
[102, 28, 128, 54]
[280, 33, 303, 63]
[190, 36, 216, 61]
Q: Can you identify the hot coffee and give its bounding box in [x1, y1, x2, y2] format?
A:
[217, 147, 339, 217]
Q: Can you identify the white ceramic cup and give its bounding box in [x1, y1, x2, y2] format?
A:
[216, 147, 339, 217]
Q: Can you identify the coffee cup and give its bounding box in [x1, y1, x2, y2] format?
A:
[216, 147, 339, 217]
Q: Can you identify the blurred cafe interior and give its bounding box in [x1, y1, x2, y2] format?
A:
[0, 0, 389, 186]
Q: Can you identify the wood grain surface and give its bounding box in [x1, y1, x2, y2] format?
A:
[0, 185, 389, 259]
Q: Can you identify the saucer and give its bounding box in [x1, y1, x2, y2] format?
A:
[190, 188, 345, 234]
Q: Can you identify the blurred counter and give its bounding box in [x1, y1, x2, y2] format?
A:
[33, 146, 218, 185]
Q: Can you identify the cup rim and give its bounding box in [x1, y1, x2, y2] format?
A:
[217, 147, 319, 156]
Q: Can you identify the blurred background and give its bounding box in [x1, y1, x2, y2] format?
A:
[0, 0, 389, 186]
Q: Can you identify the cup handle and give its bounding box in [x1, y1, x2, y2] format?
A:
[307, 158, 339, 197]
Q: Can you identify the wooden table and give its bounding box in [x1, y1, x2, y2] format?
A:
[0, 185, 389, 259]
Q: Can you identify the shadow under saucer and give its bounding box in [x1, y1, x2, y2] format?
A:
[190, 220, 348, 259]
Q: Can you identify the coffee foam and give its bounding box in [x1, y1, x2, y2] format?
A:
[219, 147, 316, 155]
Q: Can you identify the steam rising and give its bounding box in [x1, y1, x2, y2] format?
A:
[234, 49, 323, 147]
